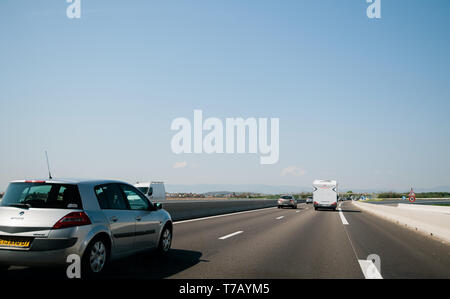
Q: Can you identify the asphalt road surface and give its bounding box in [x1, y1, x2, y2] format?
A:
[3, 201, 450, 279]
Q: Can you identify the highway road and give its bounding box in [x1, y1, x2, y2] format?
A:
[3, 201, 450, 279]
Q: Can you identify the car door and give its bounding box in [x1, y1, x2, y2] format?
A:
[94, 184, 135, 255]
[119, 184, 160, 250]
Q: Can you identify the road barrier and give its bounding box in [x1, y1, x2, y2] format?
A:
[353, 201, 450, 244]
[157, 199, 282, 221]
[396, 203, 450, 215]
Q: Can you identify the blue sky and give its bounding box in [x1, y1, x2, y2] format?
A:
[1, 0, 449, 192]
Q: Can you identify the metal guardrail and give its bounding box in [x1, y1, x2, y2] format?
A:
[157, 199, 281, 221]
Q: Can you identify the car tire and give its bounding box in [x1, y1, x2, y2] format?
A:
[157, 225, 172, 255]
[81, 236, 110, 278]
[277, 206, 281, 209]
[314, 207, 318, 211]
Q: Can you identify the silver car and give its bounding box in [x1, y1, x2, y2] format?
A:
[277, 195, 297, 209]
[306, 196, 313, 204]
[0, 179, 173, 276]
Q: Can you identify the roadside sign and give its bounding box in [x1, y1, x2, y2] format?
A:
[408, 188, 416, 203]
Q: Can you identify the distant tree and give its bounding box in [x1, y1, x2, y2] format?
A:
[347, 191, 353, 194]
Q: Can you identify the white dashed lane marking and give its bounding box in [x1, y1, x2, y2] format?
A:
[219, 231, 244, 240]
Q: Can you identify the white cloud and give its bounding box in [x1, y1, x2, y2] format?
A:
[281, 166, 306, 177]
[173, 161, 188, 169]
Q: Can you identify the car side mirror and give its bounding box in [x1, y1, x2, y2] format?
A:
[155, 203, 163, 210]
[148, 187, 153, 196]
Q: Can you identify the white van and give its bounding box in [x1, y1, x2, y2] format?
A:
[134, 181, 166, 201]
[313, 180, 338, 211]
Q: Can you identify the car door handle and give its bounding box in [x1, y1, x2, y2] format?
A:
[110, 216, 118, 222]
[136, 216, 142, 221]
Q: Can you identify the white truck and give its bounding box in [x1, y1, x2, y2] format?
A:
[134, 181, 166, 201]
[313, 179, 338, 211]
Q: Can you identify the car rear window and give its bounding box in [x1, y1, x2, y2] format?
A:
[0, 182, 83, 209]
[94, 184, 129, 210]
[281, 196, 292, 199]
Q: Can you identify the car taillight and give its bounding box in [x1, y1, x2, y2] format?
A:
[331, 202, 337, 206]
[53, 212, 91, 229]
[314, 201, 318, 205]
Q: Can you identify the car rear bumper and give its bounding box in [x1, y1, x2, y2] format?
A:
[0, 242, 82, 266]
[278, 202, 296, 207]
[314, 203, 337, 209]
[0, 228, 94, 267]
[0, 223, 111, 267]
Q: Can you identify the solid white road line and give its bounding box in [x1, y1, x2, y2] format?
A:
[276, 216, 284, 220]
[358, 260, 383, 279]
[174, 207, 276, 224]
[338, 208, 349, 225]
[296, 210, 300, 213]
[219, 231, 244, 240]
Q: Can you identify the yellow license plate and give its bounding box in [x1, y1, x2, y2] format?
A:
[0, 238, 31, 248]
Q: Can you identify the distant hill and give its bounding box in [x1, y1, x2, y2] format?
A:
[165, 184, 450, 195]
[166, 184, 310, 194]
[415, 186, 450, 193]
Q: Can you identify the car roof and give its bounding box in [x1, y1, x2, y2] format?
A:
[313, 179, 337, 186]
[10, 178, 130, 186]
[134, 182, 151, 187]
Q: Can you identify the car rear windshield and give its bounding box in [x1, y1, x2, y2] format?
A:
[0, 182, 83, 209]
[281, 196, 292, 199]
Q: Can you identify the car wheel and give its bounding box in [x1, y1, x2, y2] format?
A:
[314, 207, 318, 211]
[277, 206, 281, 209]
[157, 225, 172, 255]
[82, 237, 110, 277]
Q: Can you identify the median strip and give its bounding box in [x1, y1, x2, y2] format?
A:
[219, 231, 244, 240]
